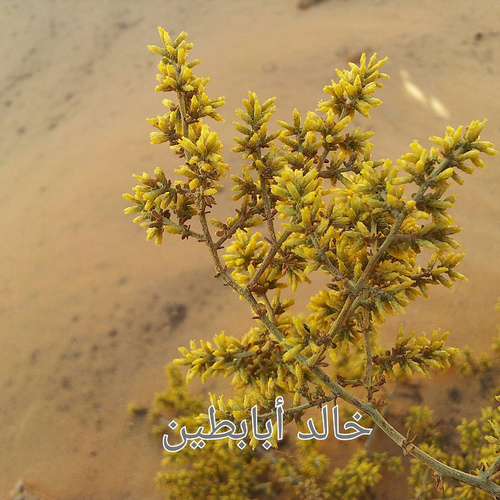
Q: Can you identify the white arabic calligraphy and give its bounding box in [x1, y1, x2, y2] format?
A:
[162, 398, 372, 452]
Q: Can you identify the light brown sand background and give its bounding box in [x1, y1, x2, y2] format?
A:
[0, 0, 499, 498]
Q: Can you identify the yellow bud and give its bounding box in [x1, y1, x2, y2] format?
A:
[293, 109, 301, 128]
[301, 207, 311, 227]
[387, 194, 401, 207]
[173, 31, 188, 47]
[164, 225, 183, 235]
[158, 27, 172, 47]
[286, 182, 301, 202]
[435, 167, 454, 182]
[283, 344, 302, 362]
[124, 206, 142, 215]
[189, 178, 200, 190]
[412, 210, 429, 220]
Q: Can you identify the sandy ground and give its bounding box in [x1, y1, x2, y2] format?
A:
[0, 0, 499, 498]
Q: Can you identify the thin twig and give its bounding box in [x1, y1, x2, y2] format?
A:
[364, 385, 397, 451]
[310, 232, 353, 287]
[360, 304, 373, 401]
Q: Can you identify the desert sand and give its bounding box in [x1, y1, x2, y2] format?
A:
[0, 0, 499, 498]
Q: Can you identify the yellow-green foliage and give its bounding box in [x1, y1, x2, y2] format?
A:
[453, 347, 493, 376]
[372, 327, 458, 379]
[156, 435, 272, 500]
[125, 28, 500, 500]
[324, 449, 402, 499]
[405, 405, 441, 444]
[150, 364, 403, 500]
[150, 363, 205, 416]
[406, 395, 500, 500]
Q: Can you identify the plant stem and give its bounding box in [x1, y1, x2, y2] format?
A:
[360, 304, 373, 401]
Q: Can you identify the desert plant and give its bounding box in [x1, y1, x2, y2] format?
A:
[124, 28, 499, 499]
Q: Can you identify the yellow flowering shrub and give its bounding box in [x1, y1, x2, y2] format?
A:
[125, 28, 500, 499]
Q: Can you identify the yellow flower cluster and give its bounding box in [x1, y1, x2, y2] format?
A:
[372, 328, 457, 379]
[223, 230, 269, 276]
[319, 53, 389, 118]
[174, 306, 311, 404]
[124, 28, 228, 245]
[232, 93, 282, 160]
